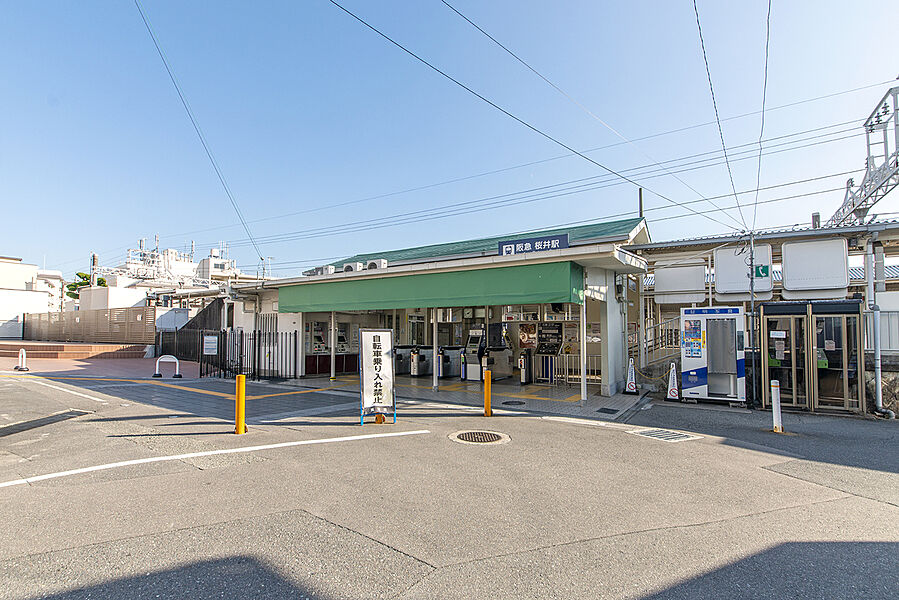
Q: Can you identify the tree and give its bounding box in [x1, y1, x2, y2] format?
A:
[66, 272, 106, 300]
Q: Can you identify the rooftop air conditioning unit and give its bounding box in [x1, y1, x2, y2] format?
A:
[366, 258, 388, 270]
[321, 265, 336, 275]
[343, 262, 364, 272]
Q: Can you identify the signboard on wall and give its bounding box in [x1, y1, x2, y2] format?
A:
[498, 233, 569, 256]
[360, 329, 395, 422]
[202, 335, 218, 356]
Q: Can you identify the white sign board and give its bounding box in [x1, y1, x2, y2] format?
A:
[360, 329, 395, 421]
[654, 264, 707, 305]
[202, 335, 218, 356]
[782, 238, 849, 299]
[714, 244, 774, 295]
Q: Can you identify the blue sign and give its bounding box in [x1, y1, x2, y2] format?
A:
[684, 307, 740, 315]
[498, 234, 569, 256]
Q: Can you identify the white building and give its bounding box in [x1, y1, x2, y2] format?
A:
[0, 256, 65, 338]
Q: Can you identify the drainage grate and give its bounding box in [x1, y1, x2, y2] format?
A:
[627, 428, 701, 443]
[501, 401, 525, 406]
[0, 409, 91, 438]
[449, 430, 510, 445]
[596, 407, 619, 415]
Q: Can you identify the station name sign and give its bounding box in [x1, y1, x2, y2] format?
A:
[498, 233, 569, 256]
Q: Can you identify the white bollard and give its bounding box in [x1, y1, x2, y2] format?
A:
[13, 348, 29, 372]
[770, 379, 783, 433]
[153, 355, 182, 379]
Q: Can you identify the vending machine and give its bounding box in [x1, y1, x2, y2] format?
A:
[680, 307, 746, 402]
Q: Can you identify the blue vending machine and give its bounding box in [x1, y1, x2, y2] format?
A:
[680, 307, 746, 402]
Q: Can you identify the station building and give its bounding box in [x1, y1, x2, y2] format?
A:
[230, 217, 650, 398]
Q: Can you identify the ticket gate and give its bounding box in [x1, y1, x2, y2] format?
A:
[761, 300, 864, 414]
[518, 349, 533, 384]
[394, 345, 413, 375]
[410, 345, 433, 377]
[483, 346, 513, 380]
[437, 345, 462, 378]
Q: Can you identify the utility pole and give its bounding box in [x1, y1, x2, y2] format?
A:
[638, 188, 643, 218]
[748, 232, 757, 407]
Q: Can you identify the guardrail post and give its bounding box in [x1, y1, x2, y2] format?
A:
[235, 374, 247, 434]
[484, 370, 492, 417]
[770, 380, 783, 433]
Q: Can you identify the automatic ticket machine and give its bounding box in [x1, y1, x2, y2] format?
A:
[461, 328, 485, 381]
[680, 307, 746, 402]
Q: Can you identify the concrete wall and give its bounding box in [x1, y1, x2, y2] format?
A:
[79, 286, 147, 311]
[155, 307, 189, 331]
[0, 289, 51, 338]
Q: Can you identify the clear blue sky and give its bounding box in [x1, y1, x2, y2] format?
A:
[1, 1, 896, 278]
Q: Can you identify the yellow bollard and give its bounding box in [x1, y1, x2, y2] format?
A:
[235, 374, 247, 434]
[484, 369, 492, 417]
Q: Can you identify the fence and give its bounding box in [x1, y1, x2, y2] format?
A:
[159, 329, 300, 380]
[534, 354, 602, 385]
[864, 310, 899, 351]
[632, 316, 681, 366]
[24, 307, 156, 344]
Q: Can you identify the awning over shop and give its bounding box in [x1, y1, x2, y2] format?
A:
[279, 261, 584, 313]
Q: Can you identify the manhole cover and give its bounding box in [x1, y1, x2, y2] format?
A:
[627, 428, 702, 443]
[501, 400, 525, 406]
[449, 430, 511, 445]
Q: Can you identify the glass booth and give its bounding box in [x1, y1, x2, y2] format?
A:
[760, 300, 865, 414]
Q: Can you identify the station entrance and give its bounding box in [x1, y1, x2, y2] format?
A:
[760, 301, 865, 413]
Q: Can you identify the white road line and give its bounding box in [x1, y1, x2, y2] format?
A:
[0, 429, 430, 489]
[22, 378, 109, 404]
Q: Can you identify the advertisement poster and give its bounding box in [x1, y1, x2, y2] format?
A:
[563, 323, 578, 343]
[518, 323, 537, 349]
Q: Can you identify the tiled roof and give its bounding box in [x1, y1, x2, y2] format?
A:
[331, 217, 644, 269]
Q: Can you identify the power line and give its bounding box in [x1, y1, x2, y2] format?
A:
[439, 0, 744, 228]
[327, 0, 740, 232]
[751, 0, 773, 230]
[132, 0, 265, 263]
[53, 117, 863, 279]
[49, 74, 885, 270]
[692, 0, 748, 230]
[235, 181, 852, 273]
[221, 161, 860, 251]
[165, 117, 861, 244]
[216, 128, 862, 250]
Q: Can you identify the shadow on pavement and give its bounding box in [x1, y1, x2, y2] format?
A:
[628, 401, 899, 475]
[640, 542, 898, 599]
[27, 555, 329, 600]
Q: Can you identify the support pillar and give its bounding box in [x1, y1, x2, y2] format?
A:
[330, 310, 336, 381]
[433, 308, 439, 391]
[580, 287, 587, 403]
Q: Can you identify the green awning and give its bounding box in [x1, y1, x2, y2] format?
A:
[279, 261, 584, 313]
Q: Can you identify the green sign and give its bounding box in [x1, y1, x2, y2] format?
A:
[754, 265, 769, 278]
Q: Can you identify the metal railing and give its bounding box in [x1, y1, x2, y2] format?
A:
[534, 354, 602, 385]
[160, 329, 301, 380]
[25, 307, 156, 344]
[632, 316, 681, 366]
[865, 310, 899, 351]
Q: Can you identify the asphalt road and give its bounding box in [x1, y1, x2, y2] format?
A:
[0, 375, 896, 599]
